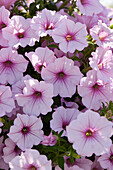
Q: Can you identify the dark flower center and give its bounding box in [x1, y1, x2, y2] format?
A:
[62, 122, 69, 130]
[34, 91, 42, 98]
[58, 72, 65, 79]
[66, 35, 73, 41]
[93, 84, 99, 90]
[17, 32, 25, 39]
[38, 65, 43, 72]
[85, 129, 93, 137]
[22, 126, 29, 134]
[0, 22, 6, 30]
[4, 60, 12, 67]
[45, 23, 54, 30]
[28, 165, 37, 170]
[109, 155, 113, 162]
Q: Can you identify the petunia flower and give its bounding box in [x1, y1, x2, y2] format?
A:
[89, 46, 113, 83]
[78, 70, 113, 110]
[98, 144, 113, 170]
[9, 149, 52, 170]
[52, 18, 88, 53]
[0, 48, 28, 85]
[67, 109, 113, 156]
[50, 106, 80, 136]
[3, 138, 21, 163]
[25, 47, 56, 73]
[15, 79, 53, 116]
[8, 114, 44, 151]
[2, 15, 36, 48]
[41, 56, 83, 97]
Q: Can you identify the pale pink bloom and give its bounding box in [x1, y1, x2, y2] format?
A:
[52, 18, 88, 53]
[9, 149, 52, 170]
[0, 137, 9, 170]
[12, 75, 32, 99]
[64, 156, 92, 170]
[75, 13, 98, 34]
[67, 110, 113, 157]
[15, 79, 53, 116]
[3, 138, 21, 163]
[0, 85, 15, 117]
[78, 70, 113, 110]
[90, 20, 113, 47]
[8, 114, 44, 151]
[2, 16, 36, 48]
[98, 144, 113, 170]
[89, 46, 113, 83]
[0, 48, 28, 85]
[0, 6, 11, 47]
[41, 56, 83, 97]
[50, 106, 79, 136]
[31, 8, 66, 37]
[97, 6, 110, 26]
[25, 47, 56, 73]
[91, 156, 104, 170]
[76, 0, 103, 16]
[0, 0, 16, 9]
[41, 131, 57, 146]
[55, 164, 84, 170]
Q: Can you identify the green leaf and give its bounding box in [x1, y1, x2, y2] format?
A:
[48, 44, 59, 49]
[57, 156, 64, 170]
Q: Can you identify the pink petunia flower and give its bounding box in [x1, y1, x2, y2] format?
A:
[15, 79, 53, 116]
[25, 47, 56, 73]
[0, 85, 15, 117]
[8, 114, 44, 151]
[90, 20, 113, 47]
[78, 70, 113, 110]
[2, 15, 36, 48]
[50, 106, 80, 136]
[89, 46, 113, 83]
[0, 137, 9, 170]
[98, 144, 113, 170]
[0, 0, 16, 9]
[41, 131, 57, 146]
[76, 0, 103, 16]
[3, 138, 21, 163]
[67, 109, 113, 156]
[41, 56, 83, 97]
[52, 18, 88, 53]
[0, 6, 11, 47]
[9, 149, 52, 170]
[0, 48, 28, 85]
[31, 8, 66, 37]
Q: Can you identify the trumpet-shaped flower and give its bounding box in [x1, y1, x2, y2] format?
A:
[41, 56, 83, 97]
[52, 19, 88, 53]
[0, 48, 28, 85]
[67, 110, 113, 156]
[15, 79, 53, 116]
[9, 149, 52, 170]
[25, 47, 56, 73]
[8, 114, 44, 151]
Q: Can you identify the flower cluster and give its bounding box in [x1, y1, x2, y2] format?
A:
[0, 0, 113, 170]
